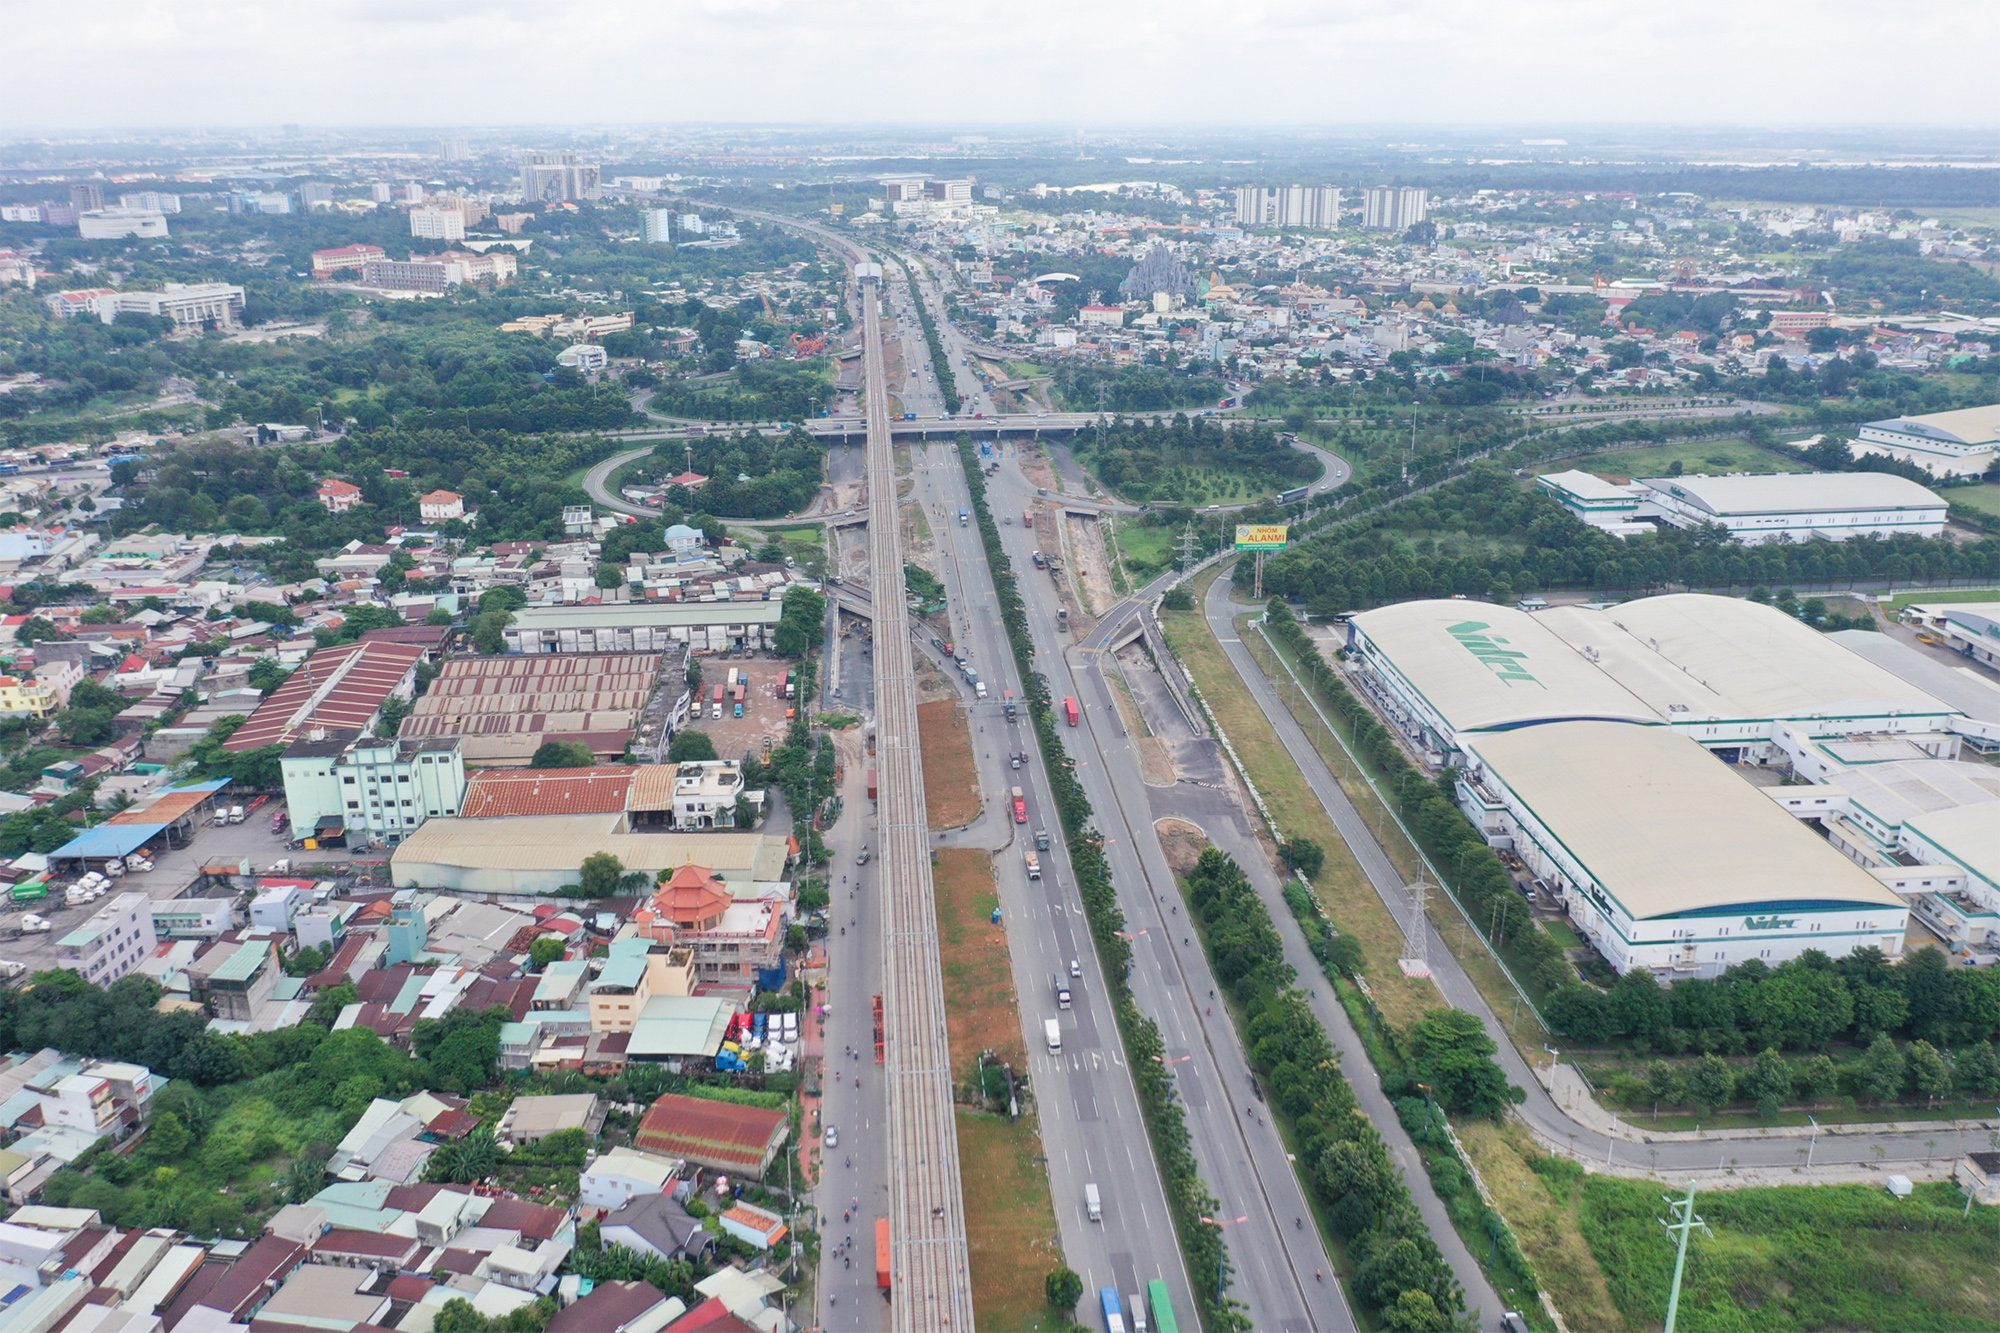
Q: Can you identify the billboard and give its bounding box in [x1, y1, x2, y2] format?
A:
[1234, 524, 1289, 552]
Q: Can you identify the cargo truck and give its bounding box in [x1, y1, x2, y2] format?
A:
[1045, 1018, 1062, 1054]
[1064, 697, 1079, 727]
[1034, 828, 1050, 851]
[1024, 850, 1041, 880]
[1033, 550, 1046, 568]
[1011, 786, 1026, 823]
[1023, 509, 1033, 527]
[1085, 1183, 1102, 1221]
[866, 770, 878, 801]
[1053, 972, 1069, 1008]
[876, 1218, 891, 1292]
[1002, 690, 1016, 720]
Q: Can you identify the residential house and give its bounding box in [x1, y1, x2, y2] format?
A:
[317, 480, 363, 514]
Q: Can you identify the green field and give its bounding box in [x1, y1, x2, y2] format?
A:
[1109, 517, 1177, 578]
[1888, 585, 2000, 611]
[1947, 484, 2000, 520]
[1546, 436, 1808, 480]
[1582, 1178, 2000, 1332]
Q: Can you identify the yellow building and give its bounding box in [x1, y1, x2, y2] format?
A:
[0, 676, 60, 718]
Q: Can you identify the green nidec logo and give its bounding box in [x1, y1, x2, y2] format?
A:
[1447, 621, 1543, 688]
[1744, 915, 1798, 931]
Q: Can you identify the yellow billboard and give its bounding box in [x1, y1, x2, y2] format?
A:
[1234, 524, 1289, 552]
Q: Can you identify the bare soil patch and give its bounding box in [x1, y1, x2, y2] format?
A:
[1155, 818, 1212, 877]
[918, 699, 981, 829]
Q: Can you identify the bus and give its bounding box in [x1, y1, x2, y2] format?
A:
[1099, 1287, 1125, 1333]
[1146, 1280, 1179, 1333]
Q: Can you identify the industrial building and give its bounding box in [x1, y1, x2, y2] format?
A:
[1341, 594, 1989, 975]
[1856, 405, 2000, 478]
[388, 817, 790, 896]
[1459, 722, 1909, 975]
[501, 602, 782, 655]
[225, 639, 426, 752]
[1633, 472, 1947, 543]
[280, 730, 467, 846]
[398, 652, 665, 765]
[1535, 470, 1650, 535]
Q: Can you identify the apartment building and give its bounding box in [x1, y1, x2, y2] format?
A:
[1362, 186, 1429, 231]
[410, 206, 466, 242]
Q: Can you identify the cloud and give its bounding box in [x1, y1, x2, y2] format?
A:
[3, 0, 1996, 128]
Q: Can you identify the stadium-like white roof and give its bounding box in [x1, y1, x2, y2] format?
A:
[1465, 721, 1908, 921]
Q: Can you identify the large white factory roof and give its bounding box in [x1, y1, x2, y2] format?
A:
[1904, 803, 2000, 896]
[1633, 472, 1944, 518]
[1465, 721, 1908, 921]
[1346, 601, 1659, 734]
[1818, 758, 2000, 831]
[1535, 594, 1954, 726]
[1826, 629, 2000, 725]
[1864, 405, 2000, 449]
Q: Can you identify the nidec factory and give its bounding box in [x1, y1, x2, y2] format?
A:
[1345, 594, 2000, 979]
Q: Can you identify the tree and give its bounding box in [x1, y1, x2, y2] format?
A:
[1958, 1041, 2000, 1098]
[1044, 1265, 1083, 1313]
[1860, 1033, 1907, 1106]
[1610, 968, 1672, 1045]
[1645, 1060, 1682, 1117]
[67, 678, 126, 713]
[1908, 1039, 1950, 1108]
[1744, 1047, 1791, 1120]
[55, 707, 118, 746]
[528, 936, 565, 971]
[1382, 1289, 1453, 1333]
[595, 563, 625, 590]
[471, 610, 512, 654]
[1281, 838, 1325, 880]
[531, 740, 595, 768]
[1797, 1054, 1838, 1107]
[1408, 1008, 1514, 1120]
[667, 729, 718, 762]
[578, 852, 624, 898]
[1546, 984, 1612, 1044]
[1685, 1054, 1735, 1117]
[426, 606, 455, 626]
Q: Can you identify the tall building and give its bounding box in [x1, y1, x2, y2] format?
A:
[117, 191, 180, 214]
[1362, 186, 1429, 232]
[69, 183, 104, 214]
[1233, 185, 1342, 230]
[519, 151, 602, 202]
[928, 179, 973, 203]
[440, 138, 471, 161]
[640, 209, 674, 244]
[300, 182, 334, 208]
[410, 205, 466, 241]
[370, 183, 394, 204]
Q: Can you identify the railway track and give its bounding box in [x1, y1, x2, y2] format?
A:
[858, 261, 976, 1331]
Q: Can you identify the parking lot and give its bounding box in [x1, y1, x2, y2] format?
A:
[687, 654, 801, 760]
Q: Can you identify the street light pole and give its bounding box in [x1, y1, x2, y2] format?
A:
[1807, 1115, 1818, 1170]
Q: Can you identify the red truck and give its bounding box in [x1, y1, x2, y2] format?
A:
[1064, 697, 1080, 727]
[866, 769, 878, 801]
[1011, 786, 1026, 823]
[1023, 509, 1033, 528]
[876, 1218, 892, 1292]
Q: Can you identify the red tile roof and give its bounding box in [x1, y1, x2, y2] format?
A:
[459, 766, 637, 818]
[634, 1093, 787, 1175]
[224, 639, 425, 752]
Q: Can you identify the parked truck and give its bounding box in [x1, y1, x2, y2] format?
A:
[1064, 697, 1080, 727]
[1011, 786, 1026, 823]
[1032, 550, 1046, 568]
[866, 769, 878, 801]
[1057, 606, 1070, 631]
[1024, 850, 1041, 880]
[876, 1218, 892, 1293]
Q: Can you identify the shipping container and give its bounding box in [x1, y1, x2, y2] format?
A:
[867, 770, 878, 801]
[876, 1218, 892, 1291]
[1064, 697, 1079, 727]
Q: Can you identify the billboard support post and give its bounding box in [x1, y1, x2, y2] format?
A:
[1234, 525, 1288, 601]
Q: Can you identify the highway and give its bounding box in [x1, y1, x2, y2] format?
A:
[854, 262, 976, 1332]
[879, 250, 1202, 1329]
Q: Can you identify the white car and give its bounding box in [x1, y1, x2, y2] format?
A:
[824, 1125, 839, 1148]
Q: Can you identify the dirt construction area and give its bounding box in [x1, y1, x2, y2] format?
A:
[918, 700, 981, 828]
[1064, 512, 1116, 617]
[933, 847, 1022, 1073]
[683, 654, 798, 762]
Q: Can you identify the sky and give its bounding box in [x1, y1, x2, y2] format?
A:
[6, 0, 1999, 132]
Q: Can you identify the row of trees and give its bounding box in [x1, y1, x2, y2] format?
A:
[1185, 848, 1468, 1330]
[1614, 1034, 2000, 1121]
[1546, 946, 2000, 1054]
[1077, 414, 1321, 504]
[1260, 462, 2000, 616]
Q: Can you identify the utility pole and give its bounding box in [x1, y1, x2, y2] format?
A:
[1659, 1181, 1709, 1333]
[1176, 520, 1201, 573]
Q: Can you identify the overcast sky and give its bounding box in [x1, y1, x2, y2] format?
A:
[7, 0, 1998, 132]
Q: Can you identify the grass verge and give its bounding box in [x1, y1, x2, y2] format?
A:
[1159, 571, 1440, 1033]
[933, 848, 1025, 1080]
[957, 1109, 1064, 1333]
[1456, 1120, 1626, 1333]
[1544, 435, 1807, 478]
[1581, 1176, 2000, 1331]
[917, 700, 981, 829]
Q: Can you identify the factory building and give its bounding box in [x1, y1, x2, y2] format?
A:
[502, 602, 781, 655]
[1342, 594, 1980, 975]
[1632, 472, 1947, 544]
[1855, 405, 2000, 479]
[1459, 722, 1909, 976]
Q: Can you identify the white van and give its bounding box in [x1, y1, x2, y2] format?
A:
[1084, 1182, 1101, 1221]
[1044, 1018, 1062, 1055]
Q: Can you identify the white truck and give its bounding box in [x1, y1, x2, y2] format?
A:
[1084, 1182, 1102, 1222]
[1023, 850, 1041, 880]
[1044, 1017, 1062, 1055]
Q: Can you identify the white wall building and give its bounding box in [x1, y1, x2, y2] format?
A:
[1233, 185, 1341, 230]
[1362, 187, 1428, 231]
[282, 732, 467, 844]
[56, 893, 157, 987]
[409, 206, 466, 242]
[1634, 472, 1947, 544]
[503, 601, 782, 655]
[1535, 469, 1650, 535]
[579, 1147, 681, 1212]
[1856, 405, 2000, 479]
[78, 209, 169, 240]
[640, 209, 673, 244]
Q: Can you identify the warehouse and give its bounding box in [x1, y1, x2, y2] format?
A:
[224, 639, 426, 752]
[1459, 721, 1909, 976]
[1632, 472, 1946, 544]
[388, 815, 791, 895]
[503, 602, 782, 655]
[1855, 404, 2000, 479]
[398, 652, 664, 764]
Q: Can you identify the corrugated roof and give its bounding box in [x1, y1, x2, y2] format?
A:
[390, 816, 788, 881]
[108, 779, 228, 827]
[1636, 471, 1944, 517]
[1465, 720, 1907, 920]
[461, 767, 637, 818]
[224, 639, 425, 752]
[48, 822, 164, 860]
[634, 1092, 786, 1171]
[628, 995, 734, 1058]
[626, 765, 681, 811]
